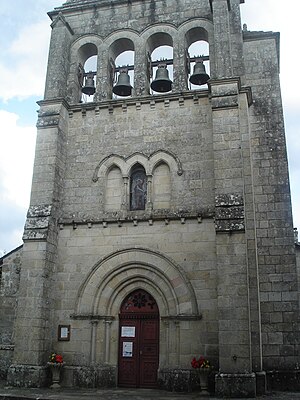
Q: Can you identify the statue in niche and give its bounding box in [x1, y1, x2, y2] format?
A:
[130, 170, 147, 210]
[78, 63, 84, 87]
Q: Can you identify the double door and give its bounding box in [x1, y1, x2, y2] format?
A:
[118, 317, 159, 388]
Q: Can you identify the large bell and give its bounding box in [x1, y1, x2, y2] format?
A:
[82, 72, 96, 96]
[150, 63, 172, 93]
[189, 60, 210, 86]
[113, 68, 132, 97]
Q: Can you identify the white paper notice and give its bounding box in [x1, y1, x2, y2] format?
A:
[60, 327, 69, 338]
[121, 326, 135, 337]
[123, 342, 133, 357]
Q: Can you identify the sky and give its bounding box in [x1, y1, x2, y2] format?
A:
[0, 0, 299, 255]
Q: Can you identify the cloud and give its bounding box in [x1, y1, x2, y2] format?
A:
[241, 0, 300, 110]
[0, 110, 36, 208]
[0, 199, 25, 256]
[0, 20, 51, 101]
[0, 110, 36, 253]
[286, 114, 300, 229]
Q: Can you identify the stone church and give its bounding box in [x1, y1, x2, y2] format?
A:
[1, 0, 299, 397]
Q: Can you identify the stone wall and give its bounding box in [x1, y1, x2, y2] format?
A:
[5, 0, 299, 395]
[0, 246, 22, 379]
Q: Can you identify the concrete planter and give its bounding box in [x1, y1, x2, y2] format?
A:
[47, 362, 64, 388]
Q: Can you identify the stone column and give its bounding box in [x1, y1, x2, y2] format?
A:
[172, 33, 189, 92]
[97, 48, 113, 101]
[104, 320, 112, 363]
[146, 175, 153, 211]
[175, 321, 180, 366]
[133, 38, 150, 97]
[164, 321, 170, 366]
[95, 48, 113, 101]
[44, 14, 74, 100]
[122, 177, 129, 211]
[90, 321, 99, 364]
[211, 0, 233, 78]
[227, 0, 245, 78]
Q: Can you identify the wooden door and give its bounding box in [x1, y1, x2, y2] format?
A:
[118, 290, 159, 388]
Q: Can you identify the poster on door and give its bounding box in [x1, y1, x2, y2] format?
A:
[122, 342, 133, 357]
[121, 326, 135, 337]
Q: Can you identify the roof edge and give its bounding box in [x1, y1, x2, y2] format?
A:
[0, 244, 23, 264]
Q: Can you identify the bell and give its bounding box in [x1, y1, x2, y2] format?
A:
[150, 63, 172, 93]
[82, 72, 96, 96]
[113, 68, 132, 97]
[189, 60, 210, 86]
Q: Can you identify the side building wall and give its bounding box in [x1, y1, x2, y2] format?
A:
[0, 247, 22, 380]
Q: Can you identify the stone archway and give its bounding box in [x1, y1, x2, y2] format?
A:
[73, 247, 200, 371]
[75, 247, 199, 318]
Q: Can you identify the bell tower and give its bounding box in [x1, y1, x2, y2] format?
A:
[7, 0, 299, 396]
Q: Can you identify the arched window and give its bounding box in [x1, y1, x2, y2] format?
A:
[81, 55, 97, 102]
[130, 165, 147, 211]
[109, 38, 135, 99]
[147, 33, 173, 94]
[186, 28, 210, 90]
[113, 50, 134, 98]
[78, 43, 98, 103]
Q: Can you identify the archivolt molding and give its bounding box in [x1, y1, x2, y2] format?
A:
[178, 18, 213, 41]
[75, 247, 199, 318]
[95, 267, 174, 316]
[149, 149, 183, 175]
[71, 34, 103, 55]
[141, 24, 177, 47]
[105, 29, 139, 50]
[92, 150, 183, 182]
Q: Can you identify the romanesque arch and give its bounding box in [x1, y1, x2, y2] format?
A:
[74, 247, 199, 318]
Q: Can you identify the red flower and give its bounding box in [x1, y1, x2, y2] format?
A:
[49, 353, 63, 363]
[191, 356, 210, 369]
[199, 356, 205, 367]
[55, 354, 63, 363]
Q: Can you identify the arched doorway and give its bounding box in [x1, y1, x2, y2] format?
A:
[118, 289, 159, 388]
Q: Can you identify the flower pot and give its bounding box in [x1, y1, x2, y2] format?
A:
[199, 368, 210, 395]
[47, 362, 64, 388]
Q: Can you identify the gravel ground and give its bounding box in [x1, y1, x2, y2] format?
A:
[0, 385, 300, 400]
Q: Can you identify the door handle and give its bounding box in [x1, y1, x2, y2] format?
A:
[140, 350, 143, 355]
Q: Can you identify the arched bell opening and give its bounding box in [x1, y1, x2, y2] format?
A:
[147, 33, 173, 94]
[118, 289, 160, 388]
[78, 43, 98, 103]
[109, 38, 135, 99]
[81, 55, 97, 102]
[185, 28, 210, 90]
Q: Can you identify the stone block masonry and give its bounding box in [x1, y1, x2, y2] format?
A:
[1, 0, 299, 396]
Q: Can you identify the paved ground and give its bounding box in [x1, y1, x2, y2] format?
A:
[0, 385, 299, 400]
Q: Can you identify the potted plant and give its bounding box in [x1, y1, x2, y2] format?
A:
[191, 355, 211, 394]
[47, 353, 64, 388]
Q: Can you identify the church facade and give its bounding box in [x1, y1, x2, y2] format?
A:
[1, 0, 299, 396]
